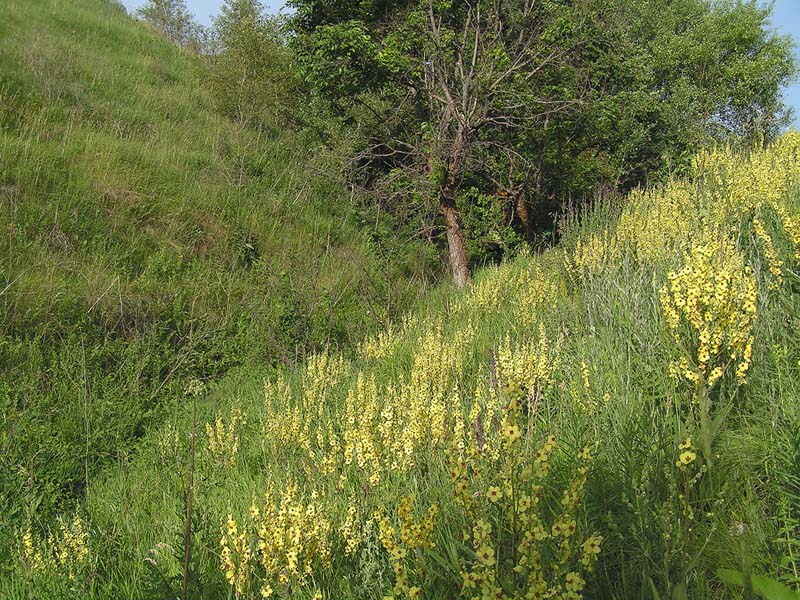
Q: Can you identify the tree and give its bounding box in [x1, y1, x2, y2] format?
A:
[136, 0, 201, 48]
[209, 0, 299, 128]
[295, 1, 591, 287]
[418, 2, 593, 286]
[291, 0, 796, 287]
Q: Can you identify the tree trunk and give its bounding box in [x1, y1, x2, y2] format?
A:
[439, 189, 471, 288]
[515, 189, 536, 240]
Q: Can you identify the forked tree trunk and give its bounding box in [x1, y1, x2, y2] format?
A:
[439, 188, 471, 288]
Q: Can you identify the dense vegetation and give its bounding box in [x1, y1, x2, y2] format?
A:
[10, 130, 800, 600]
[0, 0, 428, 558]
[2, 0, 800, 599]
[289, 0, 796, 284]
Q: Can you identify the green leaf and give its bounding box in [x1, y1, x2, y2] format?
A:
[649, 578, 663, 600]
[718, 569, 800, 600]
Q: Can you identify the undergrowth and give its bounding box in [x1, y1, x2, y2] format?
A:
[7, 127, 800, 598]
[3, 1, 800, 599]
[0, 0, 430, 555]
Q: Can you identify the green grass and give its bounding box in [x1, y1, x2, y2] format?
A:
[7, 137, 799, 598]
[0, 0, 430, 560]
[3, 2, 800, 599]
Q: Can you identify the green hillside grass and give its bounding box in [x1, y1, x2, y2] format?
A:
[4, 2, 800, 599]
[0, 0, 429, 554]
[9, 132, 800, 599]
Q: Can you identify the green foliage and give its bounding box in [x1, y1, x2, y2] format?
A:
[208, 0, 301, 129]
[289, 0, 796, 269]
[719, 569, 800, 600]
[0, 0, 425, 552]
[2, 1, 800, 598]
[299, 20, 383, 100]
[136, 0, 204, 49]
[3, 135, 798, 599]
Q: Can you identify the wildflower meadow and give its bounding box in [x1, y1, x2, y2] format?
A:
[10, 133, 800, 599]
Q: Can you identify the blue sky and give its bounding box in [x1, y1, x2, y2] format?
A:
[121, 0, 799, 126]
[769, 0, 800, 127]
[120, 0, 286, 23]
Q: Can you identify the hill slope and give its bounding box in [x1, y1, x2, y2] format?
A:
[0, 0, 425, 552]
[11, 122, 800, 598]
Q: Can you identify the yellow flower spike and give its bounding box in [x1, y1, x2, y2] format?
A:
[753, 217, 784, 284]
[22, 529, 34, 564]
[660, 235, 758, 390]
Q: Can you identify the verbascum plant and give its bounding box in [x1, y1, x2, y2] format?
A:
[220, 512, 251, 597]
[615, 181, 697, 265]
[564, 226, 621, 279]
[376, 496, 438, 599]
[660, 234, 757, 465]
[445, 385, 602, 600]
[496, 322, 559, 413]
[219, 481, 332, 598]
[589, 132, 800, 272]
[752, 216, 784, 288]
[206, 405, 245, 469]
[462, 262, 561, 335]
[513, 266, 563, 333]
[773, 204, 800, 262]
[303, 351, 352, 420]
[358, 314, 417, 361]
[17, 513, 91, 583]
[660, 235, 757, 391]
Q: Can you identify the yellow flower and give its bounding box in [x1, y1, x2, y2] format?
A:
[477, 546, 496, 566]
[226, 515, 237, 537]
[563, 519, 577, 537]
[582, 535, 602, 556]
[390, 546, 407, 561]
[678, 450, 696, 466]
[487, 486, 503, 503]
[462, 570, 477, 589]
[504, 424, 521, 444]
[678, 437, 692, 450]
[473, 520, 492, 540]
[565, 571, 585, 592]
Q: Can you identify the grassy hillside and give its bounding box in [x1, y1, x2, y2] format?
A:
[0, 0, 429, 553]
[9, 127, 800, 598]
[4, 1, 800, 599]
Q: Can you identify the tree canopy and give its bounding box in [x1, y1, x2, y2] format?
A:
[289, 0, 796, 285]
[208, 0, 299, 128]
[136, 0, 202, 48]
